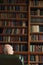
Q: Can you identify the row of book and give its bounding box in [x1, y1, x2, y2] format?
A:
[30, 55, 43, 61]
[0, 21, 27, 26]
[31, 25, 43, 32]
[30, 45, 43, 52]
[30, 8, 43, 15]
[0, 0, 28, 3]
[0, 28, 27, 34]
[0, 13, 27, 18]
[31, 34, 43, 41]
[14, 44, 28, 52]
[30, 55, 43, 62]
[30, 0, 43, 6]
[31, 18, 43, 23]
[0, 36, 27, 42]
[0, 6, 27, 11]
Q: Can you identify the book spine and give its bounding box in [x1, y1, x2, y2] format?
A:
[30, 45, 33, 52]
[35, 55, 38, 65]
[42, 45, 43, 52]
[32, 25, 39, 32]
[30, 55, 35, 61]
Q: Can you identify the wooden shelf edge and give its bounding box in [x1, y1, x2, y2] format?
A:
[0, 10, 27, 13]
[0, 41, 27, 44]
[30, 61, 43, 64]
[0, 3, 27, 6]
[14, 51, 28, 54]
[29, 52, 43, 55]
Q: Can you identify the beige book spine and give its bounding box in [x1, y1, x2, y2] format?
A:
[32, 25, 39, 32]
[35, 55, 38, 65]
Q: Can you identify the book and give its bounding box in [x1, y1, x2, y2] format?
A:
[5, 6, 7, 10]
[19, 44, 27, 52]
[31, 9, 37, 15]
[13, 6, 15, 10]
[22, 21, 26, 27]
[38, 55, 42, 61]
[31, 25, 39, 32]
[0, 6, 4, 10]
[2, 21, 8, 26]
[20, 13, 26, 18]
[39, 1, 43, 6]
[30, 55, 35, 61]
[38, 35, 42, 40]
[31, 35, 36, 40]
[42, 45, 43, 52]
[7, 36, 10, 42]
[35, 55, 38, 65]
[33, 45, 35, 52]
[39, 26, 43, 32]
[20, 6, 24, 11]
[5, 28, 12, 34]
[40, 9, 43, 15]
[7, 0, 12, 3]
[35, 45, 42, 52]
[42, 55, 43, 61]
[15, 6, 20, 11]
[30, 45, 35, 52]
[8, 6, 13, 11]
[37, 9, 40, 16]
[12, 13, 16, 18]
[30, 45, 33, 52]
[35, 45, 38, 52]
[38, 45, 42, 52]
[34, 0, 38, 6]
[29, 1, 34, 6]
[14, 44, 19, 52]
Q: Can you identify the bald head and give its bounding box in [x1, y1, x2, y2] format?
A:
[4, 44, 14, 55]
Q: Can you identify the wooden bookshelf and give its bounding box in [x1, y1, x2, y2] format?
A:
[0, 0, 43, 65]
[0, 0, 28, 65]
[29, 0, 43, 65]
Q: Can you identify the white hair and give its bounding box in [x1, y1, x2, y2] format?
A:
[4, 44, 14, 54]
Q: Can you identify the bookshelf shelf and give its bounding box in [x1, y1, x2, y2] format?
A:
[30, 32, 43, 34]
[29, 52, 43, 55]
[30, 6, 43, 9]
[0, 18, 27, 21]
[30, 23, 43, 25]
[30, 61, 43, 64]
[0, 10, 28, 12]
[0, 3, 27, 6]
[0, 34, 28, 36]
[30, 40, 43, 43]
[0, 41, 27, 44]
[31, 15, 43, 18]
[14, 51, 28, 54]
[0, 10, 27, 13]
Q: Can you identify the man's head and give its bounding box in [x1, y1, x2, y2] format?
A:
[4, 44, 14, 55]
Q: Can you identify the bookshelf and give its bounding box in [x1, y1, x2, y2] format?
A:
[0, 0, 28, 65]
[0, 0, 43, 65]
[29, 0, 43, 65]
